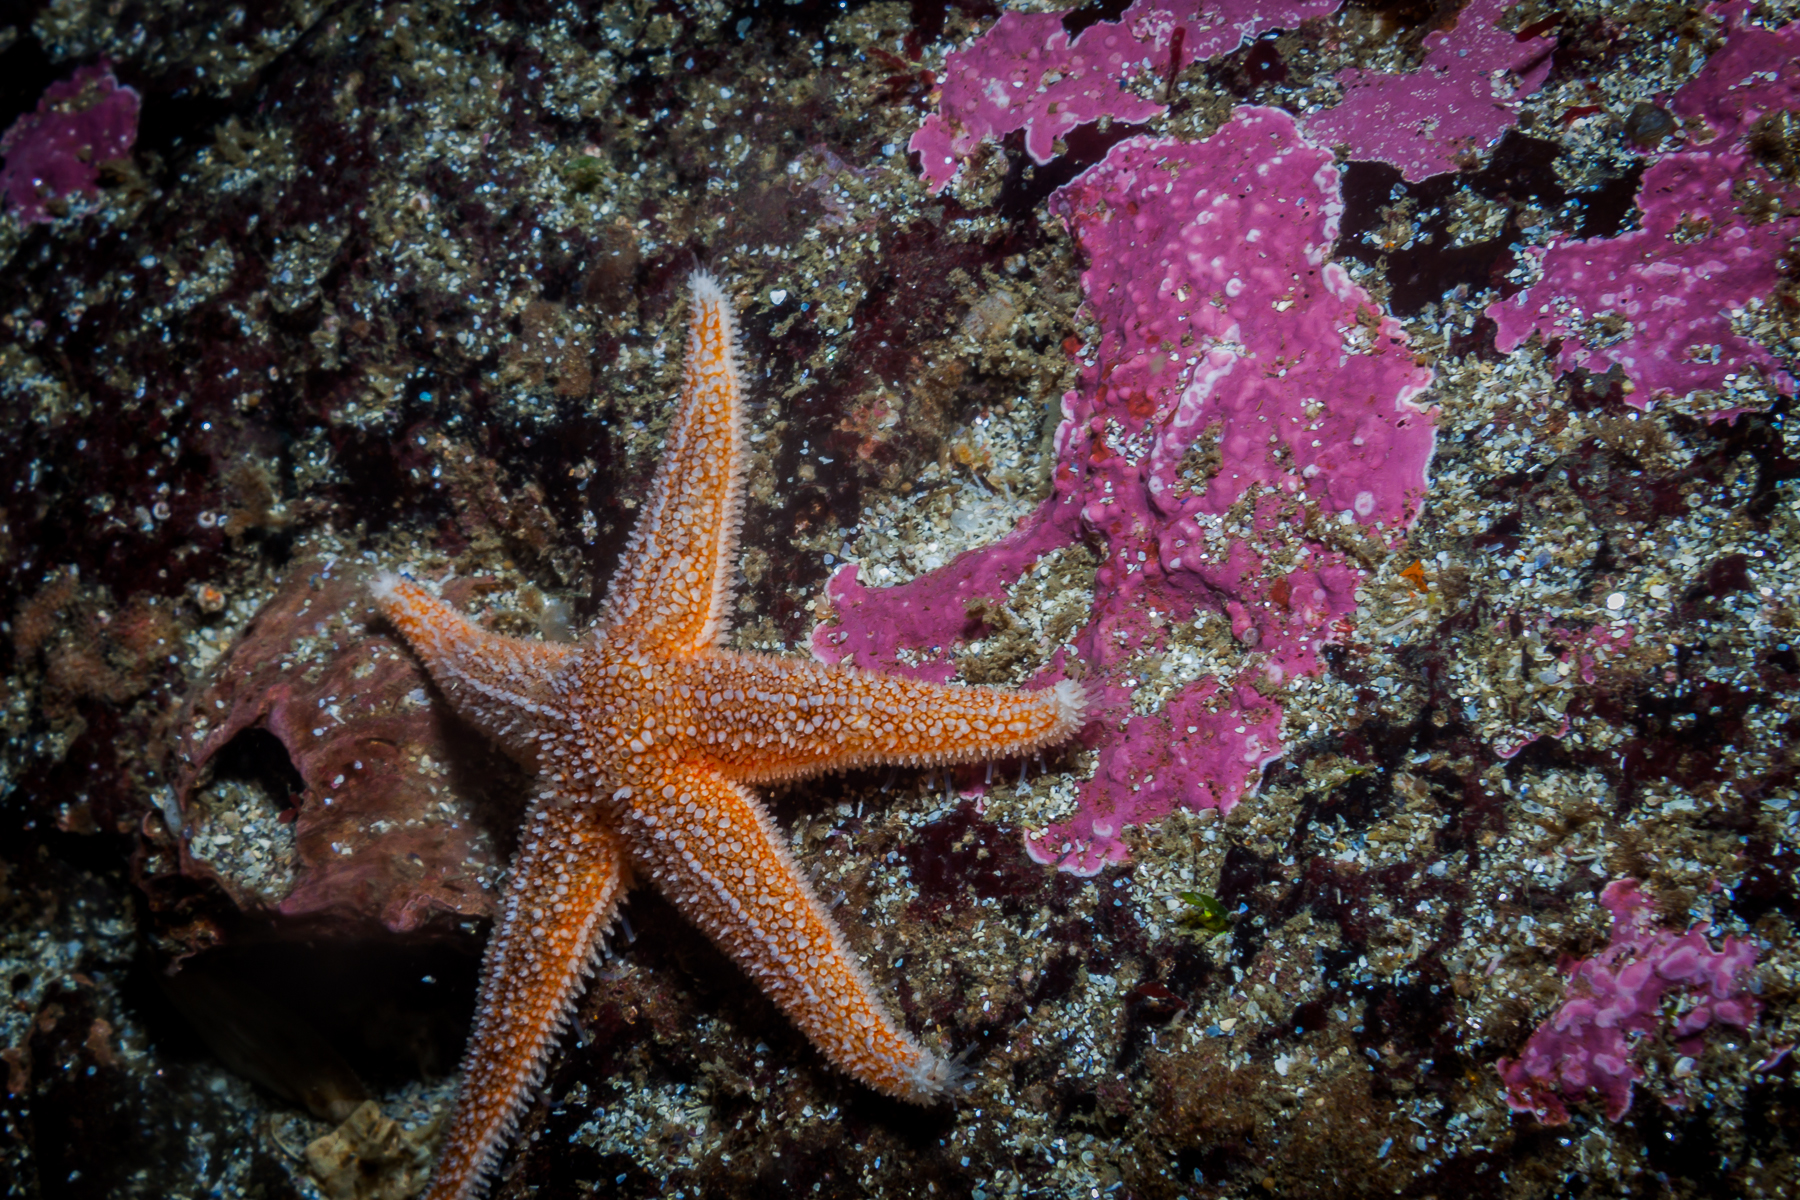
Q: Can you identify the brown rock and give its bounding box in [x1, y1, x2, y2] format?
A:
[163, 559, 515, 933]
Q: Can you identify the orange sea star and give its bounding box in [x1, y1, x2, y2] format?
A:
[374, 272, 1087, 1200]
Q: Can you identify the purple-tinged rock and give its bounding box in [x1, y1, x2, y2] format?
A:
[165, 560, 503, 933]
[909, 0, 1339, 193]
[1302, 0, 1555, 181]
[819, 107, 1434, 873]
[1496, 878, 1762, 1124]
[0, 62, 139, 226]
[1488, 2, 1799, 413]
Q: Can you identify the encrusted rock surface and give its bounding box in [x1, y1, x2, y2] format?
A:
[0, 2, 1796, 1198]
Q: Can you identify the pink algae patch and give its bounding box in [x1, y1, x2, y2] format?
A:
[818, 108, 1434, 873]
[1496, 879, 1762, 1125]
[0, 62, 139, 226]
[1487, 2, 1800, 412]
[909, 0, 1338, 193]
[1301, 0, 1555, 182]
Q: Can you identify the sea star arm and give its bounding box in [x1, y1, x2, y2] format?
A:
[678, 653, 1087, 785]
[425, 796, 632, 1200]
[616, 761, 957, 1102]
[600, 270, 748, 655]
[372, 574, 577, 758]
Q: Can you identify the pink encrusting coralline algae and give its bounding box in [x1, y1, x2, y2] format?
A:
[817, 107, 1434, 873]
[909, 0, 1339, 194]
[1496, 879, 1762, 1125]
[1301, 0, 1555, 181]
[1488, 1, 1799, 413]
[0, 62, 139, 226]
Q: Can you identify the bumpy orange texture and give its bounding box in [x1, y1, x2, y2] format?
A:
[373, 272, 1086, 1200]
